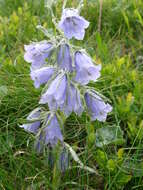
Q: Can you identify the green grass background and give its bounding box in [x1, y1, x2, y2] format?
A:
[0, 0, 143, 189]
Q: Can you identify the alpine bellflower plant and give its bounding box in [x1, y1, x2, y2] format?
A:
[20, 0, 112, 172]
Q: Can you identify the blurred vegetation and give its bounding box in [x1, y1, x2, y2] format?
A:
[0, 0, 143, 189]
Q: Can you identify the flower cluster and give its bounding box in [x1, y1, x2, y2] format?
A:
[20, 6, 112, 171]
[20, 108, 63, 150]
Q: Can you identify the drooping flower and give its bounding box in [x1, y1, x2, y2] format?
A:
[39, 72, 84, 116]
[30, 66, 55, 88]
[58, 147, 69, 172]
[39, 73, 67, 110]
[85, 92, 112, 122]
[20, 108, 41, 134]
[24, 41, 53, 70]
[57, 44, 73, 71]
[44, 114, 63, 146]
[35, 114, 63, 152]
[61, 83, 83, 116]
[58, 8, 89, 40]
[74, 51, 101, 85]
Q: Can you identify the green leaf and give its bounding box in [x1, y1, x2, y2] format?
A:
[0, 85, 8, 99]
[122, 161, 143, 177]
[117, 148, 124, 159]
[116, 173, 132, 185]
[95, 125, 125, 147]
[94, 150, 107, 168]
[107, 159, 116, 172]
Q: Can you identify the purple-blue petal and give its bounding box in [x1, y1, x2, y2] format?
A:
[74, 51, 101, 85]
[44, 115, 63, 146]
[58, 147, 69, 172]
[39, 74, 67, 109]
[74, 87, 84, 115]
[30, 67, 55, 88]
[20, 108, 41, 134]
[20, 121, 41, 134]
[58, 8, 89, 40]
[35, 114, 63, 150]
[61, 83, 83, 116]
[85, 92, 112, 122]
[27, 108, 41, 121]
[57, 44, 73, 71]
[24, 41, 53, 69]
